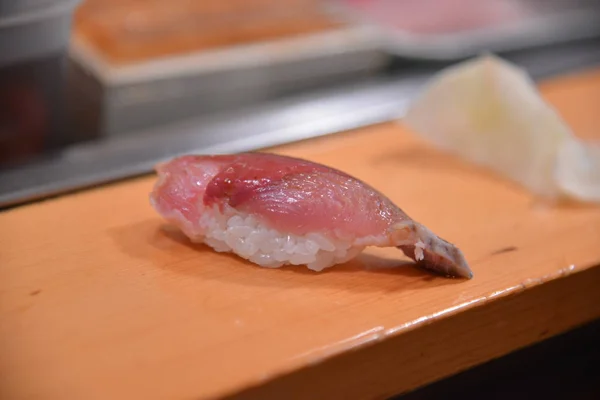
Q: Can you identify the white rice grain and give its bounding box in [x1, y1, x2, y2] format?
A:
[193, 204, 361, 271]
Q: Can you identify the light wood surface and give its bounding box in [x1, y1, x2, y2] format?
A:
[2, 68, 600, 400]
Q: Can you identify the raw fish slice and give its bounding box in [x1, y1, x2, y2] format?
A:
[150, 153, 472, 279]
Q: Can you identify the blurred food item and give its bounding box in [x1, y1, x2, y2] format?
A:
[555, 133, 600, 203]
[338, 0, 528, 34]
[74, 0, 347, 65]
[333, 0, 600, 60]
[402, 54, 600, 202]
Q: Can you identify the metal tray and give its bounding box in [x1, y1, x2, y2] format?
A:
[68, 4, 388, 138]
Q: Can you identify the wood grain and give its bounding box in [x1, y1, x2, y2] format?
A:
[1, 68, 600, 400]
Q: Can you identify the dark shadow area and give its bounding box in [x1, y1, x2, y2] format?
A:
[392, 317, 600, 400]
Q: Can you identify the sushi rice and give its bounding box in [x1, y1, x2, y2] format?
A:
[161, 204, 366, 271]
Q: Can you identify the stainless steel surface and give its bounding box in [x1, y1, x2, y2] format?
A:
[2, 39, 600, 209]
[0, 0, 81, 67]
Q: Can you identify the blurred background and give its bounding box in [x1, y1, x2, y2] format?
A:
[1, 0, 600, 207]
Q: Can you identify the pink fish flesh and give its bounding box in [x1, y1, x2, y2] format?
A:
[150, 152, 473, 279]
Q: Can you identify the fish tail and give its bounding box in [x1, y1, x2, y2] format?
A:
[391, 221, 473, 279]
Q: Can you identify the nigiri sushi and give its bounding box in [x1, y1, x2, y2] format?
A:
[149, 152, 473, 279]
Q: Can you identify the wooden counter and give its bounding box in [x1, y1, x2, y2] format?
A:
[2, 68, 600, 400]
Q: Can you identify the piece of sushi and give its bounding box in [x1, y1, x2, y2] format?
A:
[149, 152, 473, 279]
